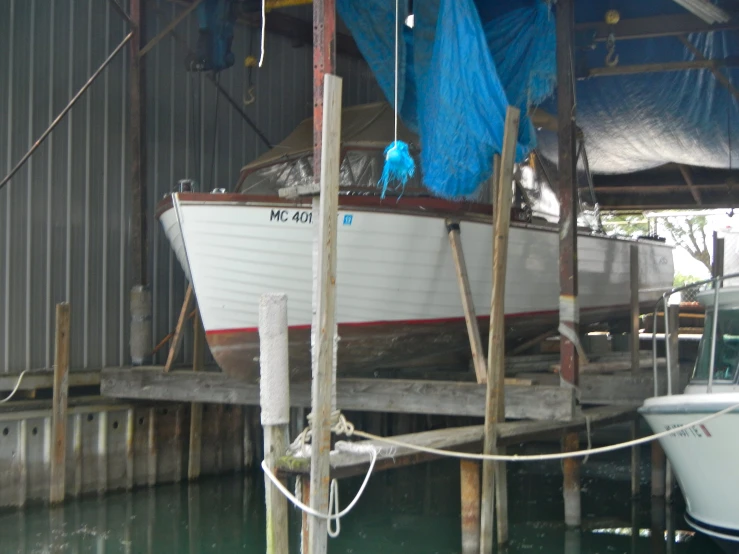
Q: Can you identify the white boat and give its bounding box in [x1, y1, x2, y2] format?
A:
[640, 285, 739, 550]
[157, 103, 675, 380]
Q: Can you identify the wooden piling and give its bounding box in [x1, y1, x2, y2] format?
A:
[630, 244, 640, 375]
[460, 461, 481, 554]
[308, 73, 342, 554]
[50, 302, 70, 505]
[562, 433, 581, 528]
[188, 307, 205, 481]
[631, 418, 640, 498]
[480, 107, 520, 552]
[556, 0, 581, 529]
[651, 441, 666, 497]
[259, 294, 291, 554]
[713, 231, 725, 280]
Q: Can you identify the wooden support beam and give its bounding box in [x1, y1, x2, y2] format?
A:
[586, 58, 739, 78]
[165, 284, 194, 372]
[678, 165, 702, 205]
[309, 72, 341, 554]
[101, 371, 577, 421]
[188, 307, 205, 480]
[49, 303, 70, 505]
[630, 245, 640, 375]
[0, 370, 100, 392]
[460, 461, 481, 554]
[576, 13, 739, 42]
[679, 35, 739, 104]
[510, 328, 559, 356]
[447, 220, 488, 384]
[481, 107, 520, 552]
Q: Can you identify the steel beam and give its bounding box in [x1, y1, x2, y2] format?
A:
[577, 13, 739, 42]
[130, 0, 147, 287]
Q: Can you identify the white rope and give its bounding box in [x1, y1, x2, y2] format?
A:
[261, 443, 378, 529]
[393, 0, 399, 146]
[258, 0, 266, 67]
[0, 369, 29, 404]
[349, 400, 739, 463]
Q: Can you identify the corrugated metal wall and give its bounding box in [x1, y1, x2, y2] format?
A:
[0, 0, 383, 373]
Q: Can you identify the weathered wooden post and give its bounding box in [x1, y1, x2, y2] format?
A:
[259, 293, 291, 554]
[50, 302, 70, 504]
[651, 441, 666, 498]
[461, 460, 481, 554]
[188, 307, 205, 481]
[480, 106, 520, 552]
[308, 72, 343, 554]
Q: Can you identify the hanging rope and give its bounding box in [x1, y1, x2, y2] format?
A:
[379, 0, 415, 198]
[259, 0, 267, 67]
[0, 369, 30, 404]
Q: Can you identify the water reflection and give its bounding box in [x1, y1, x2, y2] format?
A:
[0, 451, 727, 553]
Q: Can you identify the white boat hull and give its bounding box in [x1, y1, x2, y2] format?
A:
[157, 193, 674, 379]
[641, 393, 739, 543]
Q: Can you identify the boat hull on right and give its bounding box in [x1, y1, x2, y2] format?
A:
[640, 393, 739, 546]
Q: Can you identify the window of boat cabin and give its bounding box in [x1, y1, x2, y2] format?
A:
[692, 307, 739, 383]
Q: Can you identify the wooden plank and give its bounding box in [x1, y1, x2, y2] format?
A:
[101, 371, 576, 421]
[447, 220, 487, 384]
[275, 405, 638, 479]
[516, 371, 664, 405]
[550, 357, 664, 374]
[0, 370, 100, 392]
[50, 303, 70, 505]
[510, 328, 559, 356]
[309, 72, 342, 554]
[165, 284, 194, 372]
[482, 106, 520, 551]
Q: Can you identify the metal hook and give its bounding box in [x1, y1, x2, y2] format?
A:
[243, 86, 255, 106]
[605, 33, 619, 67]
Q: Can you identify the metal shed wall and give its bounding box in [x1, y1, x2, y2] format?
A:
[0, 0, 383, 373]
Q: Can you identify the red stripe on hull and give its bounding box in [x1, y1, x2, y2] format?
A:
[204, 305, 630, 336]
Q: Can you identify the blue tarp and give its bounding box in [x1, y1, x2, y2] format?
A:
[337, 0, 556, 198]
[337, 0, 739, 197]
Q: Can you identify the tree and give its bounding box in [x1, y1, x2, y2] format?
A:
[661, 216, 711, 274]
[601, 213, 712, 274]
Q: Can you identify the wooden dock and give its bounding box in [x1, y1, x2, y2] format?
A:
[275, 404, 640, 479]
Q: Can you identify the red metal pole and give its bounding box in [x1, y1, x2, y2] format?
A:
[313, 0, 336, 185]
[556, 0, 581, 529]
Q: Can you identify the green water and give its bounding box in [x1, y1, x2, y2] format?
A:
[0, 447, 723, 554]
